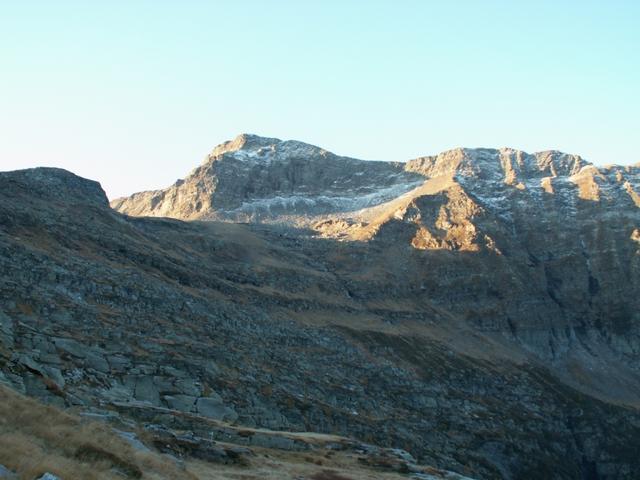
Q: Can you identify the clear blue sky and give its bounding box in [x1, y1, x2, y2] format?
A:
[1, 1, 638, 199]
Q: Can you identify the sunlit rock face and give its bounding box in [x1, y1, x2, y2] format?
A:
[110, 133, 425, 223]
[112, 135, 639, 238]
[2, 137, 640, 479]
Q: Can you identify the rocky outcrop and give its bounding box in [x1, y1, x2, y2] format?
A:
[110, 134, 424, 222]
[1, 167, 108, 208]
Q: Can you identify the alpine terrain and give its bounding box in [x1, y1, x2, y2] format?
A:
[1, 134, 639, 480]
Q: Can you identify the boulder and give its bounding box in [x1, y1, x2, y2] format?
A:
[133, 376, 160, 405]
[114, 430, 151, 453]
[163, 394, 196, 412]
[53, 338, 86, 358]
[174, 378, 202, 397]
[196, 396, 238, 422]
[106, 355, 131, 373]
[160, 366, 189, 378]
[84, 351, 109, 373]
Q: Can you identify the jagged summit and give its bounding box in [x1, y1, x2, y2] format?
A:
[213, 133, 282, 154]
[206, 133, 332, 165]
[405, 147, 588, 181]
[111, 134, 423, 221]
[207, 135, 589, 177]
[209, 133, 324, 157]
[209, 133, 283, 158]
[111, 135, 638, 232]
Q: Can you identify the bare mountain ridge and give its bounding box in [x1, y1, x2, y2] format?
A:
[111, 134, 423, 222]
[110, 134, 640, 234]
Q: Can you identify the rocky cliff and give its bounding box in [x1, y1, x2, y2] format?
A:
[2, 136, 640, 479]
[110, 134, 424, 223]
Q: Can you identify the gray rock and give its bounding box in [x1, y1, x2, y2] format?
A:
[114, 429, 151, 452]
[248, 433, 299, 450]
[160, 366, 189, 378]
[133, 376, 160, 405]
[152, 375, 175, 393]
[390, 447, 417, 464]
[0, 373, 25, 393]
[174, 378, 202, 397]
[196, 396, 238, 422]
[31, 335, 56, 354]
[42, 366, 65, 389]
[106, 355, 131, 373]
[423, 397, 438, 408]
[101, 382, 134, 403]
[164, 394, 196, 412]
[53, 338, 86, 358]
[0, 370, 10, 387]
[129, 364, 155, 375]
[0, 464, 14, 479]
[38, 353, 63, 366]
[18, 355, 64, 390]
[0, 312, 14, 347]
[84, 351, 109, 373]
[17, 354, 43, 373]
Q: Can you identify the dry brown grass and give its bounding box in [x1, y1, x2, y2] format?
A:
[0, 386, 196, 480]
[0, 386, 433, 480]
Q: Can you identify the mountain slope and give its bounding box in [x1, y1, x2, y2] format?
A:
[2, 138, 640, 479]
[112, 135, 640, 395]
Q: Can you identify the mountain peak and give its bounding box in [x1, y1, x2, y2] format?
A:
[208, 134, 330, 163]
[111, 136, 637, 229]
[210, 133, 282, 157]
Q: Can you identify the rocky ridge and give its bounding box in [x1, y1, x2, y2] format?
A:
[110, 134, 425, 222]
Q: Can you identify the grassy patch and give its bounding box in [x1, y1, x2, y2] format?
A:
[0, 385, 194, 480]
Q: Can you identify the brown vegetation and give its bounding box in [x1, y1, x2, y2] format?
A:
[0, 386, 424, 480]
[0, 385, 194, 480]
